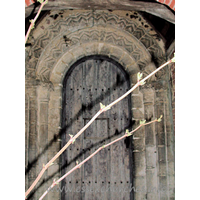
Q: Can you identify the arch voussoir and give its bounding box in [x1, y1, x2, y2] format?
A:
[50, 42, 140, 86]
[36, 27, 152, 86]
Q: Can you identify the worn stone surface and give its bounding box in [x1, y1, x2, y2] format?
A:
[134, 176, 147, 199]
[145, 123, 155, 145]
[132, 94, 143, 108]
[146, 168, 159, 199]
[132, 108, 144, 120]
[146, 146, 157, 168]
[134, 152, 146, 176]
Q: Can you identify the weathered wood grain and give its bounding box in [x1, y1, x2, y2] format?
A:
[61, 56, 132, 199]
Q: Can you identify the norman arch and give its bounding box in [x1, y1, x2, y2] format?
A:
[25, 10, 174, 200]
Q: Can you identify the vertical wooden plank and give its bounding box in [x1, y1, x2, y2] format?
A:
[71, 63, 83, 200]
[64, 68, 74, 200]
[93, 59, 99, 114]
[96, 119, 109, 199]
[101, 60, 111, 199]
[119, 67, 130, 199]
[105, 61, 112, 200]
[116, 66, 123, 200]
[82, 59, 95, 200]
[99, 59, 109, 109]
[81, 60, 87, 200]
[117, 66, 128, 200]
[90, 59, 98, 199]
[109, 61, 121, 200]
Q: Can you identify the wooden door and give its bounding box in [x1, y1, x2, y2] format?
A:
[61, 55, 133, 200]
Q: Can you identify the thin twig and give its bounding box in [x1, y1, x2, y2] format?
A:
[25, 57, 174, 198]
[25, 0, 48, 44]
[102, 59, 172, 111]
[25, 110, 103, 198]
[39, 118, 160, 200]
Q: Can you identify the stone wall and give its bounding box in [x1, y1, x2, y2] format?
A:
[25, 10, 175, 200]
[170, 53, 175, 131]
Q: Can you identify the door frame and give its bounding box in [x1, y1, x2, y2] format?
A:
[61, 55, 134, 199]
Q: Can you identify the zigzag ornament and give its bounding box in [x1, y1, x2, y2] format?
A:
[26, 10, 165, 85]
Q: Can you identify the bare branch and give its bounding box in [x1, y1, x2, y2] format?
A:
[25, 56, 175, 199]
[39, 118, 161, 200]
[25, 0, 48, 44]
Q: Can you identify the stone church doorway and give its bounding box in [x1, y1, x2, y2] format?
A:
[61, 55, 133, 199]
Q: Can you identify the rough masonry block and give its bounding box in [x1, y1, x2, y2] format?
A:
[168, 161, 175, 176]
[85, 43, 99, 56]
[134, 152, 146, 176]
[134, 176, 147, 195]
[132, 94, 143, 108]
[158, 147, 166, 162]
[159, 162, 167, 176]
[134, 192, 147, 200]
[49, 98, 61, 109]
[48, 163, 60, 177]
[54, 60, 69, 76]
[168, 175, 175, 198]
[134, 137, 145, 150]
[159, 176, 168, 199]
[61, 51, 76, 67]
[119, 51, 135, 69]
[142, 88, 155, 104]
[98, 43, 112, 55]
[145, 124, 155, 146]
[29, 124, 37, 136]
[132, 108, 144, 119]
[146, 146, 157, 168]
[28, 165, 37, 179]
[50, 71, 62, 85]
[146, 192, 158, 200]
[29, 133, 37, 147]
[29, 109, 37, 123]
[167, 146, 175, 163]
[40, 103, 49, 123]
[130, 73, 138, 84]
[144, 104, 154, 120]
[47, 143, 61, 158]
[156, 119, 165, 134]
[133, 125, 145, 137]
[157, 131, 165, 146]
[28, 149, 37, 163]
[38, 125, 48, 150]
[166, 117, 173, 133]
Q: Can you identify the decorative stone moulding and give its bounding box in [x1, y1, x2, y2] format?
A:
[26, 10, 165, 88]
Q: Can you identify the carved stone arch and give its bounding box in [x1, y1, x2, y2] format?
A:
[49, 42, 142, 86]
[35, 26, 153, 86]
[26, 10, 166, 85]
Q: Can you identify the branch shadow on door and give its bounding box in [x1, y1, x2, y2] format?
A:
[26, 55, 136, 199]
